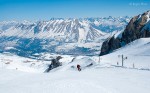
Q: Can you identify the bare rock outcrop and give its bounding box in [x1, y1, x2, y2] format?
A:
[100, 10, 150, 56]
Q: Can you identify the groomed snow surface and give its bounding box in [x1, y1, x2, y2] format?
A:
[0, 68, 150, 93]
[0, 38, 150, 93]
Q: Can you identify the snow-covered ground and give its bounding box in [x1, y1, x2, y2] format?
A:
[0, 38, 150, 93]
[0, 67, 150, 93]
[100, 38, 150, 69]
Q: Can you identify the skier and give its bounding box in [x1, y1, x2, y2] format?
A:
[77, 64, 81, 71]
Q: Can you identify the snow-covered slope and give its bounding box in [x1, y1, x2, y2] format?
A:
[1, 37, 150, 72]
[101, 38, 150, 69]
[0, 32, 150, 93]
[0, 50, 150, 93]
[0, 67, 150, 93]
[112, 38, 150, 55]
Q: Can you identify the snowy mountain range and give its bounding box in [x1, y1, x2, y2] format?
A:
[0, 17, 130, 56]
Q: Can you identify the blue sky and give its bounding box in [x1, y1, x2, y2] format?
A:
[0, 0, 150, 21]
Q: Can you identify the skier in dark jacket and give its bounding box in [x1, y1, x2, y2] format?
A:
[77, 64, 81, 71]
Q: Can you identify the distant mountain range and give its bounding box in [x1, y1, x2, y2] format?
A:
[0, 17, 130, 56]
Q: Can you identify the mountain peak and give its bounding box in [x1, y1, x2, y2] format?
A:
[100, 10, 150, 56]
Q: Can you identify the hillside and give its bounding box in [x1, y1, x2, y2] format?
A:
[0, 36, 150, 93]
[100, 10, 150, 56]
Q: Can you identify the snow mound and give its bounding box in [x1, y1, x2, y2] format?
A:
[50, 57, 96, 72]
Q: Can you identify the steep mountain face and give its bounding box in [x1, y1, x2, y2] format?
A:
[100, 10, 150, 56]
[0, 17, 130, 56]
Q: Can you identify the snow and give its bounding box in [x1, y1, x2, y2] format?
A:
[146, 11, 150, 23]
[0, 38, 150, 93]
[0, 67, 150, 93]
[100, 38, 150, 69]
[0, 54, 47, 73]
[4, 47, 16, 50]
[78, 27, 88, 43]
[0, 17, 128, 41]
[112, 38, 150, 56]
[0, 17, 130, 56]
[114, 30, 123, 39]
